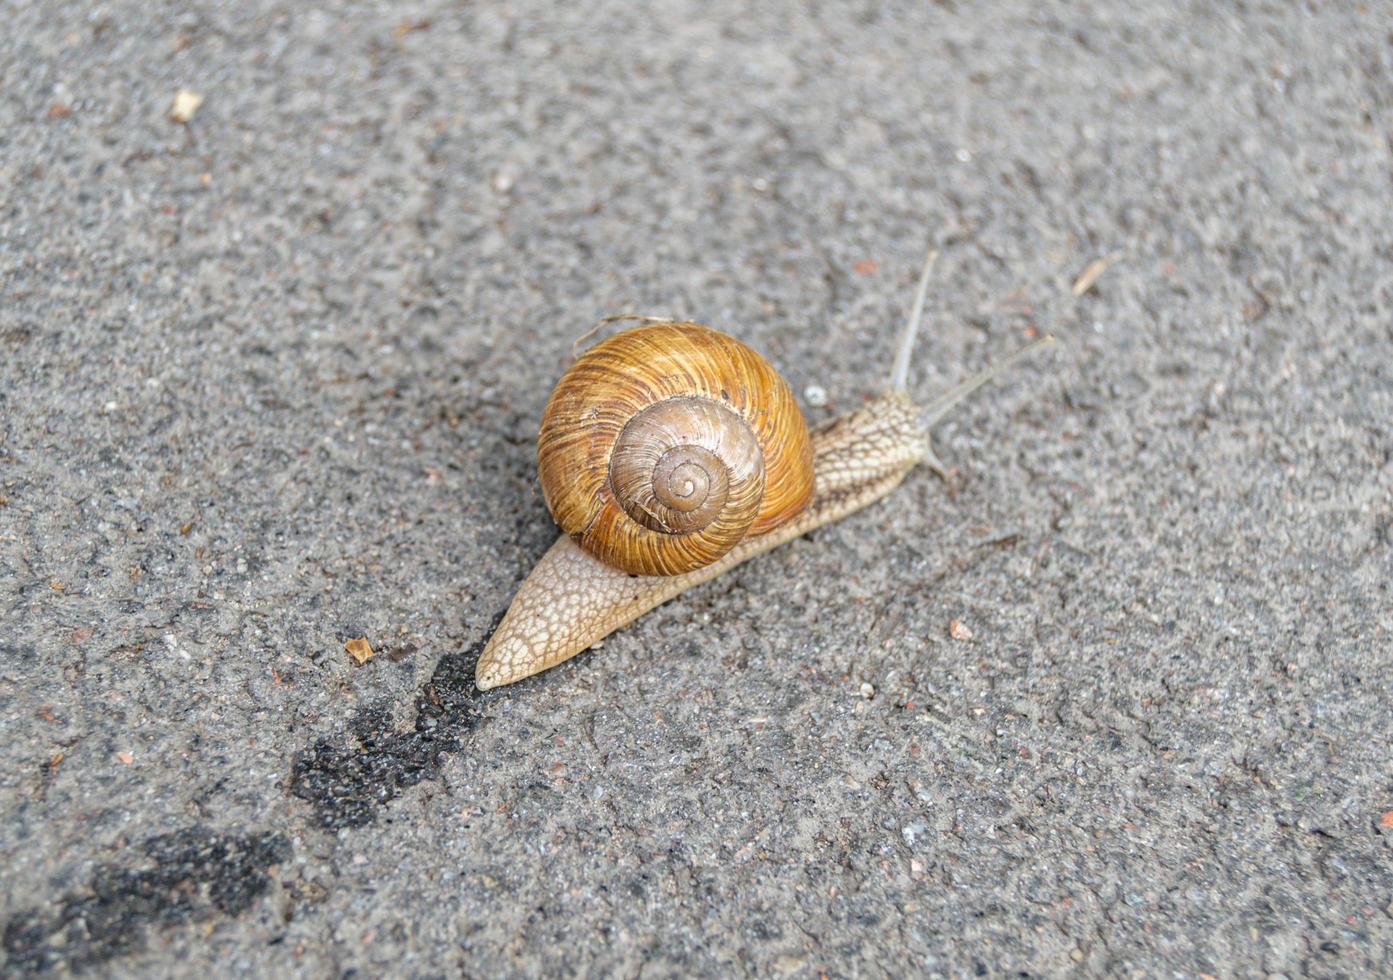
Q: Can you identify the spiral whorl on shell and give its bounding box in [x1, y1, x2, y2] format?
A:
[537, 322, 815, 577]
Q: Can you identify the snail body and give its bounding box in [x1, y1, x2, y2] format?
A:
[475, 251, 1052, 690]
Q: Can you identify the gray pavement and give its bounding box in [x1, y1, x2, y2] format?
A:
[3, 1, 1392, 976]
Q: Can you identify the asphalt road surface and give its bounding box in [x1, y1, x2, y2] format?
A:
[3, 1, 1391, 976]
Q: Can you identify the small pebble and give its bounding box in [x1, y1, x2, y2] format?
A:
[169, 89, 203, 123]
[804, 384, 827, 408]
[901, 820, 929, 847]
[859, 681, 875, 699]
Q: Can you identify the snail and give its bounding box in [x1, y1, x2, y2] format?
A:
[474, 249, 1053, 690]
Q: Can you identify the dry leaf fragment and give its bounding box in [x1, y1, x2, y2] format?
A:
[170, 89, 203, 124]
[1379, 810, 1393, 830]
[345, 637, 374, 665]
[949, 618, 974, 641]
[1071, 255, 1118, 297]
[394, 18, 432, 38]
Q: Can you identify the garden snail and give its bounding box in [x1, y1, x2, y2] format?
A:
[474, 249, 1053, 690]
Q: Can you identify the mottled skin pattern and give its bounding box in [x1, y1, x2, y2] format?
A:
[475, 392, 927, 690]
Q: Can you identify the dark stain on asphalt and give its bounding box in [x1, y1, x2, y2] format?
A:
[288, 620, 500, 830]
[2, 620, 510, 974]
[2, 826, 291, 975]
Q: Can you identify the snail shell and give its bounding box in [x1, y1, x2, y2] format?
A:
[536, 322, 815, 576]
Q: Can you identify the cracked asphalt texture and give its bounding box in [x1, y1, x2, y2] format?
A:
[3, 1, 1392, 976]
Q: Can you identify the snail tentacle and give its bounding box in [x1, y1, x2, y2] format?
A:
[917, 333, 1058, 478]
[888, 244, 940, 393]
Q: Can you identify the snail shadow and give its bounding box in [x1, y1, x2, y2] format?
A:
[455, 389, 561, 577]
[288, 611, 510, 831]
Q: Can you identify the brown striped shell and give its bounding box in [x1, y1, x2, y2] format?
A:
[537, 322, 815, 576]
